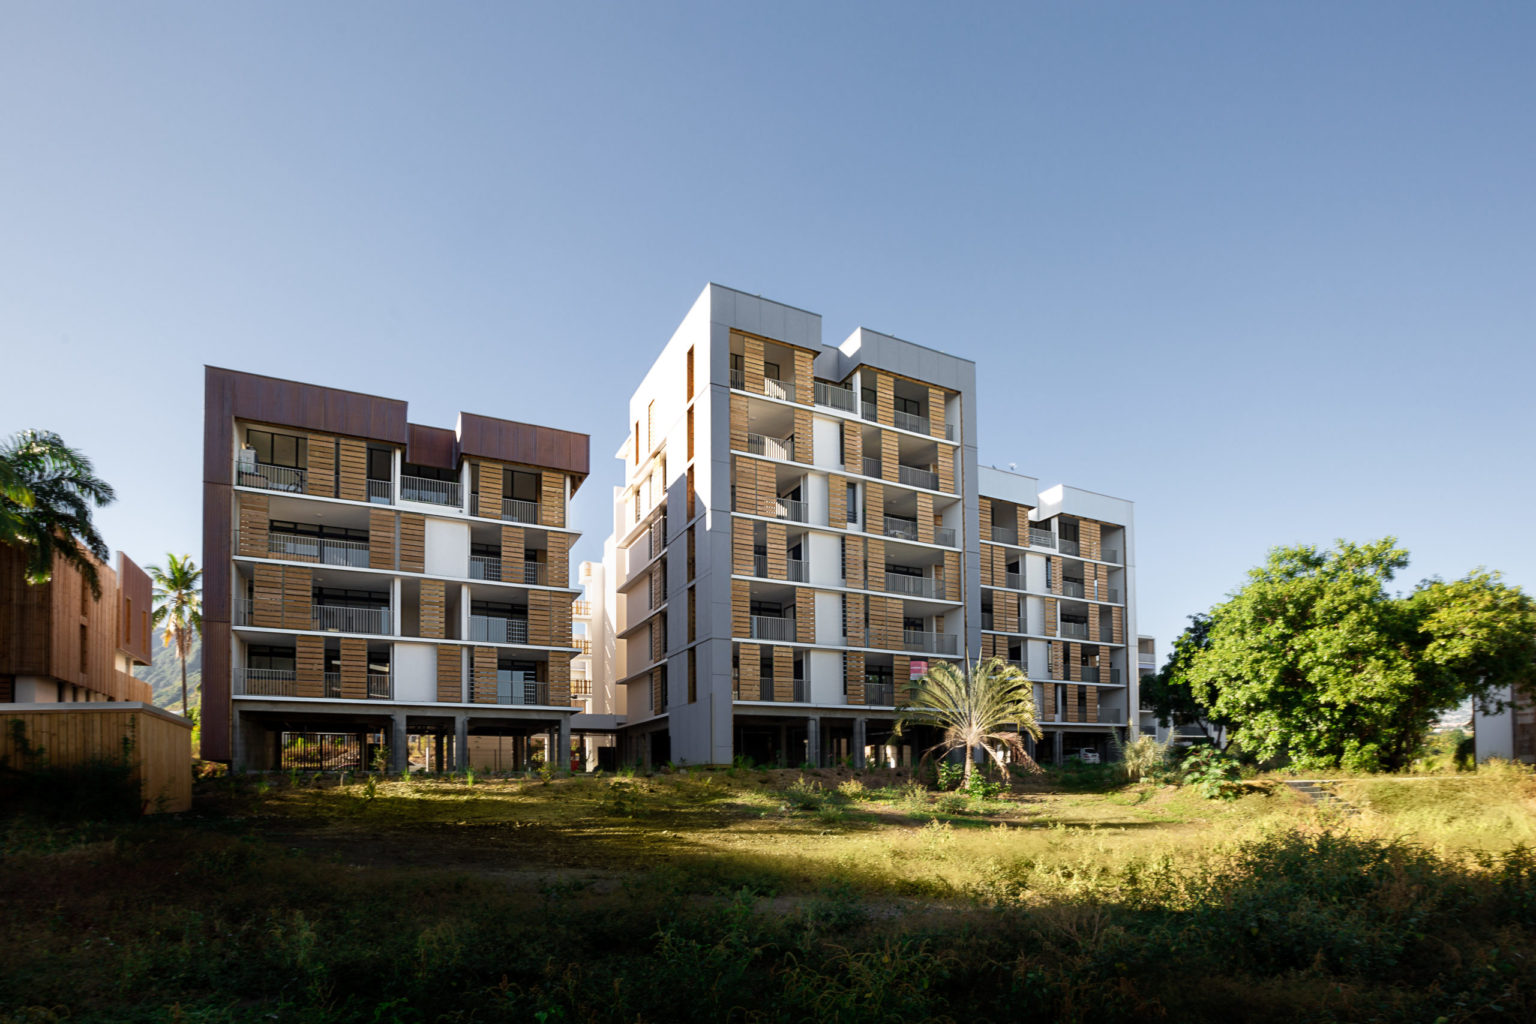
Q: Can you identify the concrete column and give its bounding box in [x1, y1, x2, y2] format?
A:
[853, 718, 867, 769]
[433, 729, 444, 772]
[557, 716, 572, 772]
[454, 714, 469, 772]
[231, 708, 248, 771]
[806, 717, 821, 768]
[390, 713, 409, 773]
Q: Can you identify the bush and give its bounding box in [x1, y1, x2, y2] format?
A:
[1180, 746, 1242, 800]
[1114, 733, 1171, 782]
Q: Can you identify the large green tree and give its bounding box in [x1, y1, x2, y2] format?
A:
[1183, 538, 1536, 771]
[1142, 613, 1236, 750]
[897, 656, 1043, 785]
[0, 430, 116, 596]
[149, 553, 203, 717]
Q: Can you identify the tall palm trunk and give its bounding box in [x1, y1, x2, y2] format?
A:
[178, 629, 189, 714]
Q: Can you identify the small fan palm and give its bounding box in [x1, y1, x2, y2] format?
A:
[0, 430, 116, 596]
[149, 554, 203, 716]
[897, 656, 1044, 786]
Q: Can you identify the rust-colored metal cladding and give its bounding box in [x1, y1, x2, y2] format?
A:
[406, 423, 457, 470]
[457, 412, 589, 490]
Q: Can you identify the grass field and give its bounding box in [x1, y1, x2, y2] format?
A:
[2, 763, 1534, 1023]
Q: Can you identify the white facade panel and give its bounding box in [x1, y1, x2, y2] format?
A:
[814, 592, 843, 645]
[424, 519, 470, 578]
[808, 650, 843, 705]
[393, 643, 440, 703]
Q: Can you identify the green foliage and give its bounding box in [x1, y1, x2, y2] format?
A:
[898, 656, 1043, 788]
[1180, 538, 1536, 771]
[934, 759, 964, 791]
[1182, 746, 1242, 800]
[783, 776, 828, 810]
[0, 430, 115, 597]
[147, 553, 202, 717]
[1114, 733, 1172, 783]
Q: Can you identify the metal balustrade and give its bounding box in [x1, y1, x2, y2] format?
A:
[1061, 580, 1085, 598]
[472, 674, 549, 706]
[367, 479, 393, 504]
[861, 457, 883, 478]
[774, 496, 808, 523]
[469, 614, 529, 644]
[882, 516, 919, 541]
[266, 533, 371, 568]
[1004, 571, 1023, 590]
[762, 375, 792, 401]
[573, 600, 592, 617]
[324, 672, 341, 697]
[400, 475, 462, 507]
[750, 556, 810, 582]
[893, 409, 929, 434]
[1029, 528, 1056, 548]
[934, 527, 957, 547]
[312, 605, 392, 635]
[749, 615, 797, 641]
[1060, 621, 1090, 639]
[898, 464, 939, 490]
[863, 682, 895, 706]
[991, 526, 1018, 545]
[235, 460, 306, 494]
[730, 368, 745, 389]
[500, 498, 539, 524]
[1108, 588, 1120, 603]
[745, 433, 795, 461]
[469, 555, 502, 581]
[1104, 549, 1122, 564]
[235, 668, 297, 696]
[573, 637, 592, 656]
[885, 572, 943, 599]
[732, 678, 808, 702]
[861, 401, 878, 421]
[814, 381, 858, 412]
[367, 673, 392, 699]
[1059, 538, 1081, 556]
[904, 630, 959, 655]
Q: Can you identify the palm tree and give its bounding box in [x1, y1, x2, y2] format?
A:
[149, 554, 203, 716]
[0, 430, 116, 596]
[896, 656, 1044, 787]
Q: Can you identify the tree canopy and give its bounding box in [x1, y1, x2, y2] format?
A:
[1177, 538, 1536, 771]
[897, 656, 1043, 784]
[0, 430, 116, 596]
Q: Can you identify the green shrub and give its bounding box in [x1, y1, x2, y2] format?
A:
[1181, 746, 1242, 800]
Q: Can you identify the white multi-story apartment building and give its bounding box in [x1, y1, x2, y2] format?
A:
[202, 368, 589, 771]
[592, 285, 1141, 768]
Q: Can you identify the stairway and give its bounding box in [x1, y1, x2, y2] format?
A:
[1283, 779, 1358, 815]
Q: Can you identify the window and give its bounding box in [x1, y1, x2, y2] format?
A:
[246, 429, 307, 469]
[895, 396, 921, 416]
[403, 461, 455, 482]
[314, 587, 389, 609]
[270, 520, 369, 542]
[764, 360, 780, 381]
[367, 447, 392, 481]
[504, 470, 540, 503]
[846, 483, 859, 523]
[246, 645, 296, 672]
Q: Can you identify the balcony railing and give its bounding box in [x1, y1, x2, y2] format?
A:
[898, 464, 939, 490]
[469, 555, 502, 581]
[234, 668, 296, 696]
[991, 526, 1018, 545]
[1059, 538, 1081, 556]
[367, 479, 392, 504]
[473, 674, 550, 706]
[863, 682, 895, 707]
[1028, 528, 1056, 548]
[732, 678, 809, 703]
[881, 517, 919, 542]
[749, 616, 797, 642]
[1061, 580, 1085, 598]
[500, 498, 539, 524]
[861, 401, 878, 421]
[1004, 571, 1023, 590]
[904, 630, 959, 655]
[469, 614, 529, 644]
[1060, 621, 1090, 639]
[862, 457, 882, 478]
[467, 556, 547, 585]
[934, 527, 957, 547]
[774, 496, 808, 523]
[1104, 549, 1122, 564]
[312, 605, 392, 635]
[745, 433, 795, 461]
[762, 375, 792, 401]
[235, 461, 306, 494]
[573, 637, 593, 656]
[266, 533, 371, 568]
[401, 475, 462, 507]
[893, 409, 929, 435]
[729, 368, 745, 389]
[884, 572, 944, 599]
[573, 600, 592, 617]
[814, 381, 858, 412]
[752, 556, 809, 582]
[1080, 668, 1124, 685]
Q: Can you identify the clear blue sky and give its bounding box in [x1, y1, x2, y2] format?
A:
[3, 2, 1532, 654]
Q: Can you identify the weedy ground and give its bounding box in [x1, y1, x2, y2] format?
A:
[2, 762, 1534, 1023]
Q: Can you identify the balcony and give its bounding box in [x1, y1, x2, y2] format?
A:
[1004, 571, 1023, 590]
[862, 456, 882, 478]
[265, 533, 370, 568]
[749, 615, 797, 642]
[991, 526, 1018, 545]
[1104, 549, 1122, 564]
[1080, 668, 1124, 685]
[753, 556, 809, 582]
[1061, 580, 1085, 598]
[884, 572, 945, 599]
[863, 682, 895, 707]
[745, 433, 795, 461]
[234, 668, 296, 696]
[469, 614, 529, 644]
[1028, 528, 1056, 548]
[401, 475, 462, 507]
[773, 496, 808, 523]
[473, 673, 550, 706]
[367, 479, 393, 504]
[235, 460, 306, 494]
[500, 498, 539, 525]
[861, 401, 878, 421]
[573, 637, 593, 657]
[468, 557, 548, 586]
[762, 375, 792, 401]
[934, 527, 957, 547]
[1060, 538, 1081, 557]
[312, 605, 393, 635]
[573, 600, 592, 617]
[904, 630, 959, 655]
[730, 368, 744, 389]
[814, 381, 858, 413]
[1060, 622, 1090, 639]
[897, 464, 939, 490]
[880, 516, 918, 542]
[733, 677, 809, 703]
[893, 409, 929, 435]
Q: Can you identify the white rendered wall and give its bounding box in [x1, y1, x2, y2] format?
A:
[1026, 595, 1045, 635]
[393, 643, 439, 703]
[807, 534, 842, 587]
[814, 592, 843, 645]
[812, 418, 841, 470]
[808, 650, 843, 705]
[424, 520, 470, 578]
[805, 472, 829, 527]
